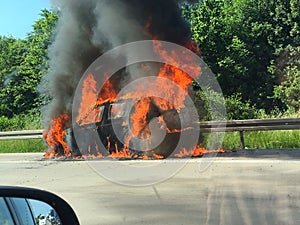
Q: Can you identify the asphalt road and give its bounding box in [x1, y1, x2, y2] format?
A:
[0, 151, 300, 225]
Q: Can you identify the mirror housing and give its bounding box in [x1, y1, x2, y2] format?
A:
[0, 186, 80, 225]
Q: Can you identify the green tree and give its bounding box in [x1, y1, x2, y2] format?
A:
[0, 9, 58, 117]
[183, 0, 300, 113]
[272, 46, 300, 112]
[0, 37, 27, 116]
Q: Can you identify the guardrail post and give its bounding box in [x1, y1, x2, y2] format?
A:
[239, 131, 245, 149]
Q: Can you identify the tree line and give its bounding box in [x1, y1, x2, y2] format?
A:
[183, 0, 300, 118]
[0, 10, 57, 118]
[0, 0, 299, 123]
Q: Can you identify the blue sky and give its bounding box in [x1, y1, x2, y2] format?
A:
[0, 0, 51, 39]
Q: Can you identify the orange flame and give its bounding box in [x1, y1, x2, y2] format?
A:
[108, 148, 132, 159]
[76, 73, 97, 124]
[130, 98, 152, 138]
[44, 114, 71, 158]
[76, 73, 118, 126]
[174, 146, 230, 158]
[96, 76, 118, 105]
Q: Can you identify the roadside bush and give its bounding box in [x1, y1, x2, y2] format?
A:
[194, 90, 266, 120]
[0, 116, 22, 131]
[271, 46, 300, 113]
[20, 113, 42, 130]
[0, 114, 41, 131]
[225, 94, 265, 120]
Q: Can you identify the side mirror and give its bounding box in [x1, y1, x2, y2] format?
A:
[0, 186, 80, 225]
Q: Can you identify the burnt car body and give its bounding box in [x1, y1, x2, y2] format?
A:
[66, 98, 198, 158]
[66, 100, 131, 157]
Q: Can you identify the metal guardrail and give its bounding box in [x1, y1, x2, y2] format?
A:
[198, 118, 300, 149]
[0, 118, 299, 149]
[0, 130, 43, 140]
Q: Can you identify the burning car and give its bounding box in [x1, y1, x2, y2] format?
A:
[64, 97, 199, 159]
[42, 0, 205, 159]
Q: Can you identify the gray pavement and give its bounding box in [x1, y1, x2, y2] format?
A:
[0, 152, 300, 225]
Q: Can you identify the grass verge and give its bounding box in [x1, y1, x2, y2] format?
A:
[221, 130, 300, 149]
[0, 139, 46, 153]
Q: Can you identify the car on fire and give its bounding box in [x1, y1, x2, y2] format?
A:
[65, 98, 198, 158]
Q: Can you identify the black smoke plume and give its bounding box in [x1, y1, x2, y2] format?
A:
[41, 0, 196, 129]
